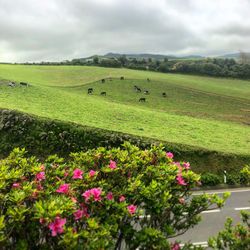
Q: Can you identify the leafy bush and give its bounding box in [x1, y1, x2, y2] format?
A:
[200, 173, 222, 186]
[209, 210, 250, 249]
[240, 165, 250, 185]
[0, 144, 228, 249]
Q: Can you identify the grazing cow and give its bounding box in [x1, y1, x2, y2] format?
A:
[88, 88, 93, 94]
[139, 97, 146, 102]
[147, 78, 150, 82]
[134, 85, 138, 89]
[100, 91, 106, 96]
[144, 90, 149, 95]
[120, 76, 124, 80]
[136, 87, 141, 93]
[8, 82, 15, 87]
[20, 82, 28, 86]
[162, 92, 167, 97]
[101, 79, 105, 83]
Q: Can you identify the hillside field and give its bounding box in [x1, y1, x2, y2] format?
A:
[0, 64, 249, 157]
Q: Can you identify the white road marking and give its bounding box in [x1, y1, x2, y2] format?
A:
[201, 209, 221, 214]
[180, 241, 208, 247]
[193, 188, 250, 195]
[234, 207, 250, 211]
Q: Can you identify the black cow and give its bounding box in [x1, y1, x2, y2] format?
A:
[139, 97, 146, 102]
[162, 92, 167, 97]
[100, 91, 106, 96]
[144, 90, 149, 95]
[20, 82, 28, 86]
[88, 88, 93, 94]
[136, 87, 141, 93]
[120, 76, 124, 80]
[101, 79, 105, 83]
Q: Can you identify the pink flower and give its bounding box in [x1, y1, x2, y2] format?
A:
[171, 242, 181, 250]
[127, 205, 137, 215]
[82, 190, 92, 202]
[179, 198, 185, 204]
[173, 162, 181, 167]
[71, 197, 78, 203]
[89, 170, 96, 177]
[166, 152, 174, 159]
[36, 171, 45, 181]
[49, 217, 66, 237]
[109, 160, 117, 169]
[119, 195, 126, 202]
[73, 210, 84, 220]
[12, 183, 20, 188]
[37, 183, 43, 190]
[82, 207, 90, 218]
[183, 162, 190, 169]
[64, 171, 69, 177]
[39, 218, 46, 225]
[72, 169, 83, 179]
[106, 192, 113, 200]
[176, 175, 187, 186]
[91, 188, 102, 201]
[82, 188, 102, 202]
[56, 184, 70, 194]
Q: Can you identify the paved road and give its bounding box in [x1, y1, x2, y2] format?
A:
[172, 188, 250, 247]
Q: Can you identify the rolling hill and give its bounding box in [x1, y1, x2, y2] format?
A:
[0, 64, 249, 158]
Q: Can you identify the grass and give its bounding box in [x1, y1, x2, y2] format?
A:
[0, 64, 249, 156]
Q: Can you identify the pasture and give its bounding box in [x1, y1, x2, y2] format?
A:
[0, 64, 249, 156]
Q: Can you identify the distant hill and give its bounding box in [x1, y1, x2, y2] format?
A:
[72, 53, 204, 62]
[104, 52, 203, 60]
[218, 52, 250, 59]
[218, 53, 240, 59]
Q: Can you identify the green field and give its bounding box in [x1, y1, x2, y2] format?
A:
[0, 64, 249, 156]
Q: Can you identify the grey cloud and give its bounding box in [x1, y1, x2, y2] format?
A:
[0, 0, 249, 62]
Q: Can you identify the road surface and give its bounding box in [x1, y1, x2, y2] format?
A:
[172, 188, 250, 248]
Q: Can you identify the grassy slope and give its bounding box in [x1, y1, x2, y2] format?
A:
[0, 64, 250, 99]
[0, 64, 249, 156]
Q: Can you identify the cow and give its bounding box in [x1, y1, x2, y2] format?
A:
[136, 87, 141, 93]
[162, 92, 167, 97]
[144, 90, 149, 95]
[120, 76, 124, 80]
[8, 82, 15, 87]
[101, 79, 105, 83]
[139, 97, 146, 102]
[20, 82, 28, 86]
[88, 88, 93, 94]
[100, 91, 106, 96]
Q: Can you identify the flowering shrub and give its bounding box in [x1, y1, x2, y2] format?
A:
[0, 143, 228, 249]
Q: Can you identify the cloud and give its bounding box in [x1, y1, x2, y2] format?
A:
[0, 0, 249, 62]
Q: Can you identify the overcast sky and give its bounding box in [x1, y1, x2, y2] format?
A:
[0, 0, 250, 62]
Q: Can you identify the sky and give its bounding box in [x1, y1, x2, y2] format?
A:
[0, 0, 250, 62]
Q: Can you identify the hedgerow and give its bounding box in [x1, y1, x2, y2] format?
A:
[0, 109, 249, 174]
[0, 144, 229, 249]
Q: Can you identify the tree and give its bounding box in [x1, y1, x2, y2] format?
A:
[118, 55, 127, 66]
[93, 56, 99, 64]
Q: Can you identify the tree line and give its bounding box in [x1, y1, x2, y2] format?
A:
[21, 54, 250, 79]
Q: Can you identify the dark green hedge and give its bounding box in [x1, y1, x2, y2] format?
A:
[0, 109, 249, 174]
